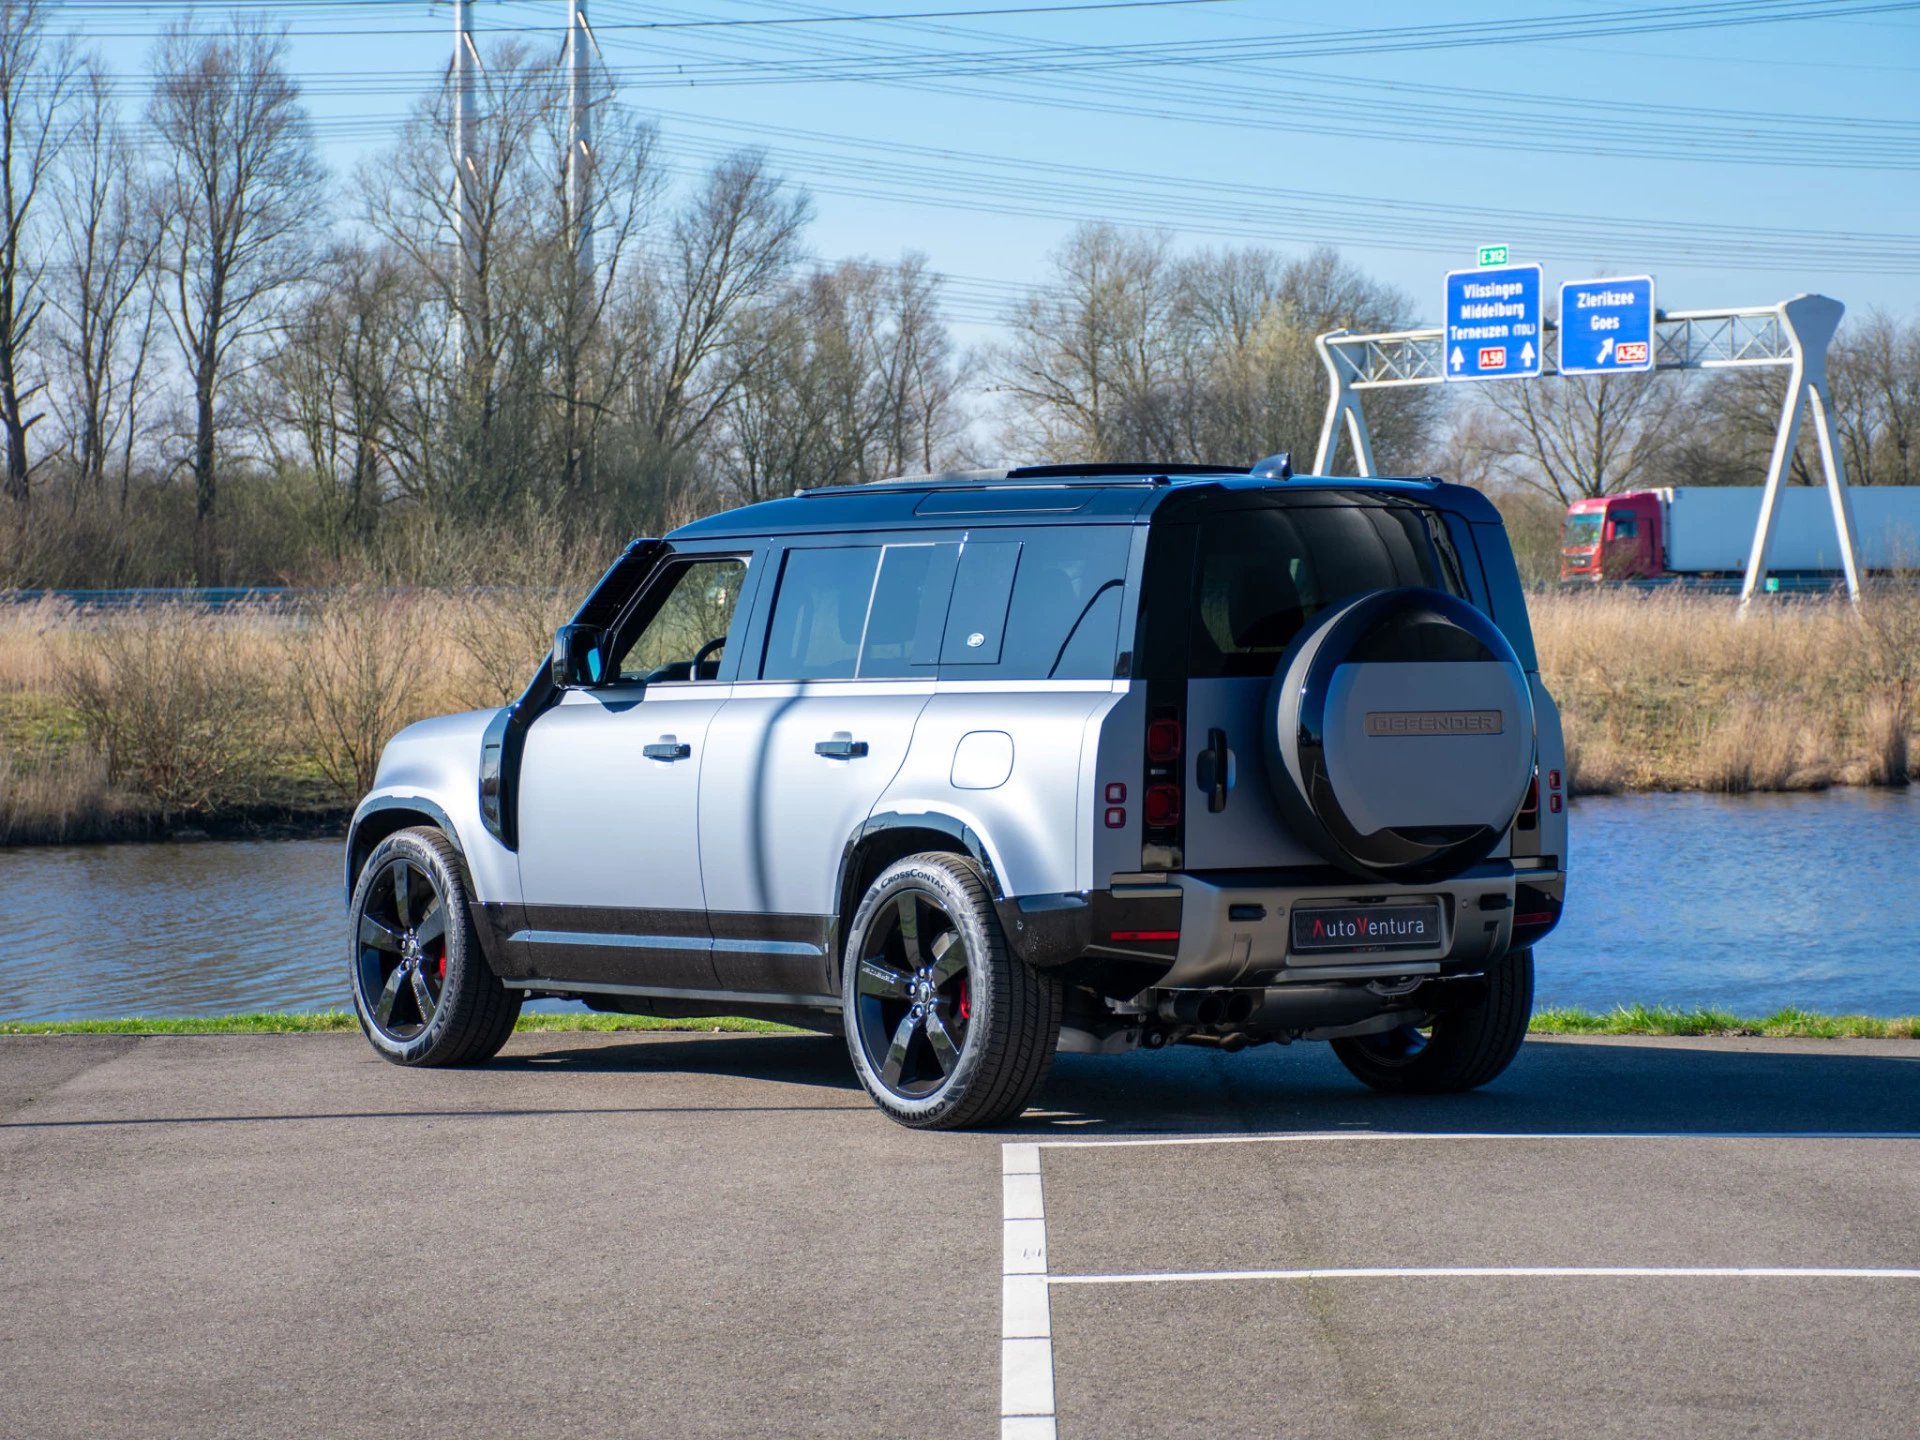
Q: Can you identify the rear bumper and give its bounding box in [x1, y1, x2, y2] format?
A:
[1160, 863, 1541, 988]
[999, 861, 1564, 988]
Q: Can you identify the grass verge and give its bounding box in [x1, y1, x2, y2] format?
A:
[1531, 1004, 1918, 1039]
[2, 1008, 1912, 1039]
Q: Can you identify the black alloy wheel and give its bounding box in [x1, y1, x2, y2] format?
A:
[853, 891, 975, 1099]
[1331, 947, 1535, 1094]
[1339, 1022, 1434, 1069]
[841, 852, 1061, 1130]
[356, 855, 447, 1040]
[349, 826, 520, 1067]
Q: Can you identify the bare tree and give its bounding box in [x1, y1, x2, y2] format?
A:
[148, 19, 322, 580]
[867, 253, 962, 474]
[532, 86, 659, 499]
[995, 223, 1182, 462]
[717, 255, 964, 502]
[637, 152, 812, 459]
[1175, 245, 1431, 470]
[1460, 371, 1692, 504]
[51, 60, 159, 507]
[253, 243, 412, 542]
[361, 43, 665, 516]
[364, 43, 552, 510]
[995, 233, 1433, 470]
[1830, 309, 1920, 487]
[0, 0, 78, 505]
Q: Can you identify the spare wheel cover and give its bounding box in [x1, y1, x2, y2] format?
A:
[1264, 587, 1534, 883]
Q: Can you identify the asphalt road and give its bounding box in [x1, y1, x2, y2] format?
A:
[3, 1030, 1917, 1439]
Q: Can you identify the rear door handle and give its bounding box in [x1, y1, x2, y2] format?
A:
[814, 738, 870, 760]
[644, 739, 692, 761]
[1196, 728, 1230, 813]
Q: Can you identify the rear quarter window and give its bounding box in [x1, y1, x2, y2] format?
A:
[939, 527, 1132, 681]
[1187, 504, 1466, 679]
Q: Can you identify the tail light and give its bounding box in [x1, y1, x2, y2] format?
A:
[1144, 783, 1182, 828]
[1517, 772, 1539, 830]
[1146, 718, 1183, 763]
[1140, 681, 1185, 869]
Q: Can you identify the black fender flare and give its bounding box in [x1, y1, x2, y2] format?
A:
[838, 810, 1005, 901]
[831, 811, 1008, 979]
[345, 795, 465, 901]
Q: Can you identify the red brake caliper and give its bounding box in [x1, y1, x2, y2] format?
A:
[958, 980, 971, 1022]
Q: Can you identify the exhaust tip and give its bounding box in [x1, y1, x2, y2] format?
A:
[1224, 992, 1257, 1024]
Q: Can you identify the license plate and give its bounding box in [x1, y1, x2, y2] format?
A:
[1290, 903, 1442, 953]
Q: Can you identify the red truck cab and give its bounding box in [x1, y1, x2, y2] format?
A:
[1560, 493, 1662, 581]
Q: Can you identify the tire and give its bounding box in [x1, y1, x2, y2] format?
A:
[349, 826, 521, 1067]
[842, 852, 1061, 1130]
[1330, 948, 1534, 1094]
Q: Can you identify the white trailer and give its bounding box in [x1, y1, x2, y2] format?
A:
[1661, 486, 1920, 574]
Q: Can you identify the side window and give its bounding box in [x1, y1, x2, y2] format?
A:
[762, 547, 879, 681]
[861, 543, 959, 678]
[613, 556, 748, 682]
[758, 541, 958, 681]
[939, 527, 1133, 681]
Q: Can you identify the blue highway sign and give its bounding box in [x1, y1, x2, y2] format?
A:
[1559, 276, 1656, 375]
[1444, 263, 1543, 382]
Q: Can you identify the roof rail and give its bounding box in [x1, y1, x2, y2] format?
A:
[1006, 462, 1231, 480]
[795, 464, 1231, 497]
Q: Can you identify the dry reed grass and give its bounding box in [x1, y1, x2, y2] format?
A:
[0, 750, 140, 845]
[1531, 588, 1920, 794]
[0, 586, 554, 841]
[0, 583, 1914, 843]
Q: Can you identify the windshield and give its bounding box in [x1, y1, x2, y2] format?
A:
[1564, 514, 1602, 547]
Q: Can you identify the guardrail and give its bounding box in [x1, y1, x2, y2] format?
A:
[0, 587, 301, 611]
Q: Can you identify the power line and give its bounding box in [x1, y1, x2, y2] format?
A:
[50, 0, 1252, 39]
[548, 0, 1920, 86]
[52, 0, 1920, 53]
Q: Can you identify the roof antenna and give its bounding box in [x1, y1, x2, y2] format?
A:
[1250, 452, 1292, 481]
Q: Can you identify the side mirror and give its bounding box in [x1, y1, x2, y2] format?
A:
[551, 624, 610, 688]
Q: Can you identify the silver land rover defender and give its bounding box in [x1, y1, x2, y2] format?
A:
[345, 462, 1567, 1129]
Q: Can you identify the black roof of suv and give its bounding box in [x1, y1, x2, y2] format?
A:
[669, 464, 1506, 540]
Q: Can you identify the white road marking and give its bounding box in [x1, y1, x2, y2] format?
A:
[1003, 1172, 1045, 1220]
[1003, 1218, 1048, 1275]
[1000, 1417, 1058, 1440]
[1003, 1276, 1052, 1337]
[1030, 1129, 1920, 1150]
[1000, 1130, 1919, 1438]
[1048, 1266, 1920, 1286]
[1001, 1143, 1056, 1440]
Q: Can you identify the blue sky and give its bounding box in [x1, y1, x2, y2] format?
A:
[61, 0, 1920, 347]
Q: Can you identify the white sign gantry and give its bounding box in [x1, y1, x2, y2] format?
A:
[1312, 293, 1863, 606]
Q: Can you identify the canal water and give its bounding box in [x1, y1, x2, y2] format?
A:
[1, 789, 1916, 1022]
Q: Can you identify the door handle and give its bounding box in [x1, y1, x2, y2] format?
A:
[814, 738, 870, 760]
[644, 740, 692, 761]
[1196, 728, 1230, 813]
